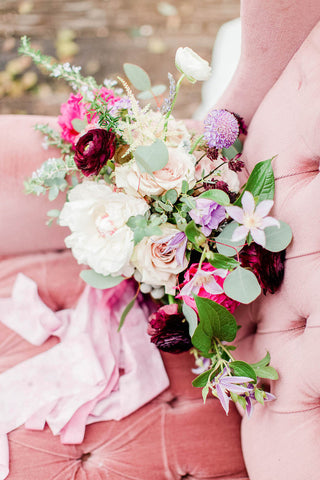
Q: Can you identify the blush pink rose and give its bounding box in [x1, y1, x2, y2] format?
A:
[177, 262, 239, 313]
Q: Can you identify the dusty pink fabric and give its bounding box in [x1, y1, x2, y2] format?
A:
[216, 0, 320, 125]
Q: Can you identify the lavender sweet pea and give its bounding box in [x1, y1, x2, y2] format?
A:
[189, 198, 226, 236]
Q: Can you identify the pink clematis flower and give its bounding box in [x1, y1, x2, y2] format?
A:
[226, 191, 280, 247]
[212, 367, 253, 415]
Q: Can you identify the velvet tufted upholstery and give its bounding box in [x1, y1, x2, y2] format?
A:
[2, 4, 320, 479]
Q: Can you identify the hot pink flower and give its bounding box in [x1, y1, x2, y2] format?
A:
[58, 93, 89, 145]
[177, 262, 239, 313]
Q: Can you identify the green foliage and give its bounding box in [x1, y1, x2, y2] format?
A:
[134, 140, 169, 174]
[215, 221, 245, 257]
[235, 158, 275, 205]
[192, 368, 214, 388]
[251, 352, 279, 380]
[123, 63, 152, 91]
[80, 269, 124, 289]
[207, 253, 240, 270]
[264, 220, 292, 252]
[182, 302, 198, 337]
[198, 188, 230, 206]
[229, 360, 257, 383]
[127, 215, 162, 245]
[194, 296, 238, 343]
[223, 266, 261, 304]
[221, 138, 243, 160]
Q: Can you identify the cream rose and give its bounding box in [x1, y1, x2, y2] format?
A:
[115, 146, 196, 197]
[195, 156, 240, 193]
[175, 47, 211, 83]
[131, 224, 188, 295]
[59, 181, 149, 277]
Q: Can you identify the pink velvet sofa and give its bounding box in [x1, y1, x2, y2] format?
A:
[1, 2, 320, 479]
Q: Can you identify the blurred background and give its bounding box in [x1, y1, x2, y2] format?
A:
[0, 0, 240, 119]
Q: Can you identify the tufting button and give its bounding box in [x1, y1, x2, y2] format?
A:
[79, 452, 91, 463]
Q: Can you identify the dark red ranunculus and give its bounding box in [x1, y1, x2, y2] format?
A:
[239, 243, 286, 294]
[147, 304, 192, 354]
[74, 128, 116, 176]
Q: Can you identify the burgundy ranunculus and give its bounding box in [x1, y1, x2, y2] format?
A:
[74, 128, 116, 176]
[239, 243, 286, 294]
[147, 304, 192, 354]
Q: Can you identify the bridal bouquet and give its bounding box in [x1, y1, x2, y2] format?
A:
[19, 37, 292, 416]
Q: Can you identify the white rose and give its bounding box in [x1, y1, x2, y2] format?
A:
[175, 47, 211, 83]
[115, 146, 196, 197]
[59, 182, 149, 277]
[131, 224, 188, 295]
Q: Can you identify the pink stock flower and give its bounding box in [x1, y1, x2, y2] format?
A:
[177, 263, 239, 314]
[58, 93, 89, 145]
[226, 191, 280, 248]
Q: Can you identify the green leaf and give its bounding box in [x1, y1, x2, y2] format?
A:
[127, 214, 161, 244]
[235, 158, 275, 205]
[252, 366, 279, 380]
[221, 138, 243, 160]
[134, 140, 169, 174]
[182, 302, 198, 337]
[198, 189, 230, 205]
[80, 269, 124, 289]
[215, 221, 245, 257]
[181, 180, 189, 194]
[202, 385, 210, 403]
[48, 185, 59, 201]
[185, 220, 203, 245]
[194, 296, 238, 342]
[264, 220, 292, 252]
[255, 388, 266, 405]
[250, 352, 271, 369]
[223, 267, 261, 304]
[163, 189, 178, 204]
[118, 296, 136, 331]
[207, 253, 240, 270]
[191, 325, 212, 354]
[192, 368, 213, 388]
[71, 118, 87, 133]
[123, 63, 152, 91]
[229, 360, 257, 383]
[137, 84, 166, 100]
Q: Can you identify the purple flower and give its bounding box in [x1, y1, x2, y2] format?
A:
[189, 198, 226, 236]
[242, 384, 276, 417]
[192, 357, 211, 375]
[157, 231, 187, 266]
[212, 367, 253, 415]
[226, 191, 280, 248]
[204, 109, 239, 149]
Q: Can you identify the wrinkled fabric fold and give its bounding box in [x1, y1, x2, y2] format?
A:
[0, 274, 169, 480]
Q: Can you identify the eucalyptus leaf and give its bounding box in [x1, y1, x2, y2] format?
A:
[123, 63, 152, 91]
[71, 118, 88, 133]
[163, 189, 178, 204]
[134, 140, 169, 174]
[48, 185, 59, 201]
[235, 158, 275, 205]
[181, 180, 189, 194]
[264, 220, 292, 252]
[221, 138, 243, 160]
[215, 221, 245, 257]
[198, 189, 230, 206]
[194, 296, 238, 342]
[223, 267, 261, 304]
[80, 269, 124, 289]
[229, 360, 257, 383]
[182, 302, 198, 337]
[137, 84, 166, 100]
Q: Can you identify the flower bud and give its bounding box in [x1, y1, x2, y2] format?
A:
[175, 47, 211, 83]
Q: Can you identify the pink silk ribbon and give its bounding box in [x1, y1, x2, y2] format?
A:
[0, 273, 169, 479]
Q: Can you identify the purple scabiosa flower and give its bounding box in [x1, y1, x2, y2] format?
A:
[239, 243, 286, 294]
[189, 198, 226, 236]
[156, 231, 187, 266]
[226, 191, 280, 248]
[212, 367, 254, 415]
[204, 109, 239, 149]
[147, 304, 192, 353]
